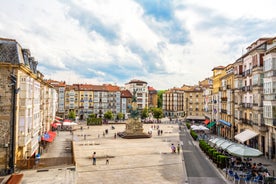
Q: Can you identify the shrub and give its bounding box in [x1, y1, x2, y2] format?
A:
[190, 130, 198, 140]
[217, 155, 229, 169]
[87, 117, 102, 125]
[186, 122, 191, 129]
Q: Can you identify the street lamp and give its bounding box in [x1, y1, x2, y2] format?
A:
[8, 74, 19, 174]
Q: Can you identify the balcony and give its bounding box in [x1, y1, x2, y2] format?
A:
[258, 123, 268, 132]
[221, 109, 227, 114]
[221, 97, 227, 102]
[242, 103, 253, 108]
[240, 118, 253, 126]
[18, 133, 32, 147]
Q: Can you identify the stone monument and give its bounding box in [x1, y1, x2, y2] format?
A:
[118, 89, 151, 139]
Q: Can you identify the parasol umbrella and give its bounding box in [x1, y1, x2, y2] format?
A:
[214, 139, 228, 148]
[198, 125, 209, 131]
[217, 141, 236, 150]
[209, 137, 226, 147]
[226, 144, 263, 157]
[63, 122, 78, 126]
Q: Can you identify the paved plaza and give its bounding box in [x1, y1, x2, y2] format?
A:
[2, 122, 276, 184]
[17, 123, 186, 184]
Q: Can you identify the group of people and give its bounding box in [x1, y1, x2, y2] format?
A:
[230, 157, 270, 179]
[171, 143, 180, 154]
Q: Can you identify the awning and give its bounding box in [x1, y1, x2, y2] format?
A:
[186, 116, 205, 120]
[219, 119, 231, 127]
[204, 119, 210, 125]
[234, 129, 259, 143]
[207, 121, 216, 128]
[41, 131, 56, 142]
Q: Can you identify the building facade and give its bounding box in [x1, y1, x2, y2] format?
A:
[0, 38, 57, 173]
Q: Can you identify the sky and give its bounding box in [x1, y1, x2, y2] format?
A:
[1, 0, 276, 90]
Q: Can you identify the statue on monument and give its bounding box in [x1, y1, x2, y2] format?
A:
[130, 88, 139, 119]
[117, 87, 151, 139]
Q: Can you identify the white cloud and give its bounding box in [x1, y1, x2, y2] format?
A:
[1, 0, 276, 89]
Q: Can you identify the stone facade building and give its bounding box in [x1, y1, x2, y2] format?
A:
[0, 38, 57, 173]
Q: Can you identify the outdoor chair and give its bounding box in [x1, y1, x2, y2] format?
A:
[227, 169, 235, 181]
[240, 174, 252, 184]
[233, 172, 241, 184]
[251, 175, 264, 184]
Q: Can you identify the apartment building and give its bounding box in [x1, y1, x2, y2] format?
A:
[125, 79, 148, 111]
[263, 37, 276, 159]
[162, 87, 184, 118]
[0, 38, 56, 173]
[212, 66, 226, 134]
[120, 89, 132, 119]
[46, 80, 66, 118]
[233, 38, 269, 155]
[219, 64, 235, 139]
[183, 85, 205, 121]
[201, 78, 213, 120]
[148, 86, 158, 108]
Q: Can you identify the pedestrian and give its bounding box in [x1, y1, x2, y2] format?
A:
[114, 133, 117, 139]
[106, 156, 109, 165]
[92, 152, 96, 165]
[177, 144, 180, 154]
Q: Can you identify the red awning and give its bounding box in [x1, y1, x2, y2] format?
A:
[41, 131, 56, 142]
[41, 136, 54, 142]
[204, 119, 210, 125]
[48, 131, 57, 138]
[51, 123, 58, 128]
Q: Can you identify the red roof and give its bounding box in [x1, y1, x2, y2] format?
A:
[121, 90, 132, 98]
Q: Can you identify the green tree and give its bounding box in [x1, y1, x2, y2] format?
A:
[117, 112, 123, 121]
[157, 90, 165, 108]
[152, 107, 163, 122]
[104, 110, 113, 120]
[68, 110, 76, 120]
[141, 108, 149, 119]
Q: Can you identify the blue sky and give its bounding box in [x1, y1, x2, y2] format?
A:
[1, 0, 276, 89]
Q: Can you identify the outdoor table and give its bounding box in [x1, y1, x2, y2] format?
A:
[264, 176, 275, 184]
[234, 164, 243, 171]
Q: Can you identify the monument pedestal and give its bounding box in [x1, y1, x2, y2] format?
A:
[118, 118, 151, 139]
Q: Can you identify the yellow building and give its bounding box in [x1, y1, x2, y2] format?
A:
[219, 64, 235, 139]
[211, 66, 225, 134]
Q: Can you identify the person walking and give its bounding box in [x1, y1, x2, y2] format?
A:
[177, 144, 180, 154]
[92, 152, 96, 165]
[106, 156, 109, 165]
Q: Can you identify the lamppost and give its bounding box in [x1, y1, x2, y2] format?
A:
[9, 74, 20, 174]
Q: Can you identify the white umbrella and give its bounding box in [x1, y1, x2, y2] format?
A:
[198, 125, 209, 131]
[214, 139, 228, 148]
[217, 141, 236, 150]
[63, 122, 78, 126]
[226, 144, 263, 157]
[191, 125, 198, 129]
[209, 137, 226, 146]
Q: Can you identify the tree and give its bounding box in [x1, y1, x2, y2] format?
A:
[68, 110, 76, 120]
[157, 90, 165, 108]
[152, 107, 163, 122]
[104, 110, 113, 120]
[141, 107, 149, 119]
